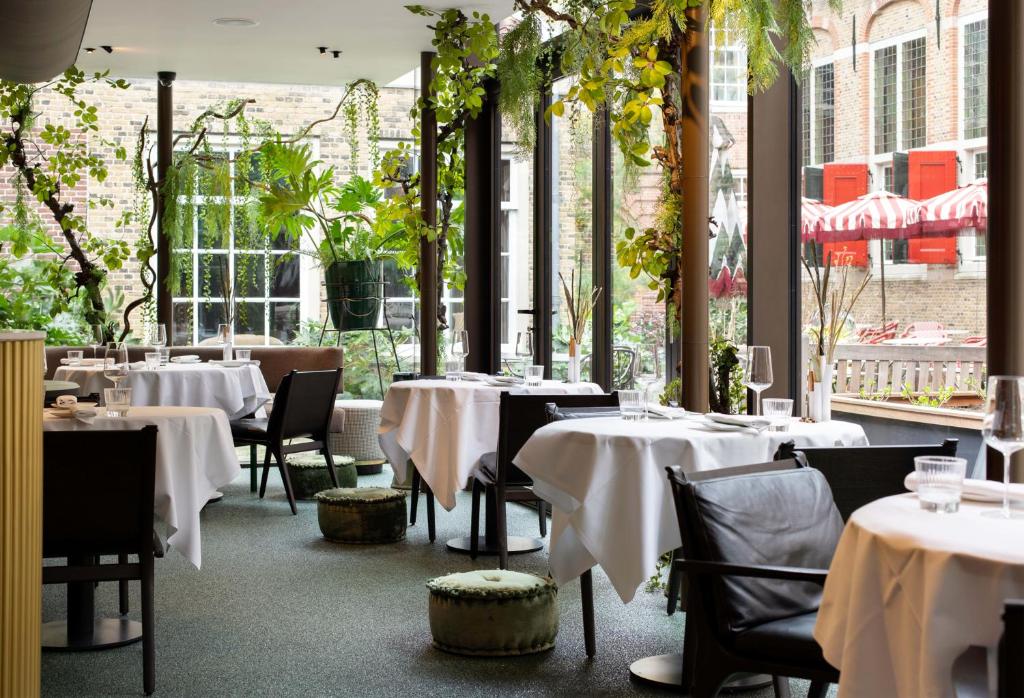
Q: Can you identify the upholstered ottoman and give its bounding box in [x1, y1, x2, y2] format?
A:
[330, 399, 387, 475]
[287, 454, 357, 500]
[315, 487, 406, 544]
[426, 570, 559, 656]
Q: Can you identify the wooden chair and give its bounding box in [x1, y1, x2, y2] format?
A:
[774, 439, 958, 520]
[231, 369, 342, 515]
[666, 460, 842, 698]
[43, 426, 159, 695]
[469, 392, 620, 569]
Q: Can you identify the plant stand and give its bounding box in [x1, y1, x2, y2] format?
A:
[318, 289, 402, 399]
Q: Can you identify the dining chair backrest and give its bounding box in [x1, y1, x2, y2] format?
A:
[774, 438, 958, 520]
[43, 426, 158, 558]
[665, 460, 843, 637]
[497, 391, 620, 486]
[269, 369, 342, 441]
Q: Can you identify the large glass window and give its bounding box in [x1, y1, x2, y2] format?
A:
[874, 36, 927, 154]
[710, 24, 748, 106]
[963, 19, 988, 140]
[813, 63, 835, 165]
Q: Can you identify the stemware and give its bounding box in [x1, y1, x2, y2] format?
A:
[451, 329, 469, 373]
[743, 346, 774, 416]
[90, 324, 105, 358]
[103, 342, 129, 388]
[151, 323, 167, 349]
[515, 330, 533, 377]
[981, 376, 1024, 519]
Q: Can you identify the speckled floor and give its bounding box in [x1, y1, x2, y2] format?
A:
[41, 462, 829, 697]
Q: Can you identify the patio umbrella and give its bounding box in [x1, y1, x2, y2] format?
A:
[819, 190, 922, 325]
[801, 197, 831, 242]
[918, 178, 987, 235]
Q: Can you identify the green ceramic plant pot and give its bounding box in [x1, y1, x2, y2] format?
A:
[324, 260, 383, 332]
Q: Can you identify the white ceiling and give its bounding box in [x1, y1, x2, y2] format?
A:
[76, 0, 513, 86]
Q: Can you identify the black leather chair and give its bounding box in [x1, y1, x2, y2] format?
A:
[43, 426, 159, 695]
[774, 438, 958, 520]
[469, 391, 620, 569]
[953, 600, 1024, 698]
[666, 460, 842, 698]
[231, 369, 342, 515]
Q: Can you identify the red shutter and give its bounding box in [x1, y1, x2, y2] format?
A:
[822, 163, 869, 266]
[908, 151, 958, 264]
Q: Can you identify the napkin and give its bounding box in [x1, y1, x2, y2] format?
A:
[59, 357, 106, 366]
[129, 361, 147, 369]
[646, 404, 698, 420]
[170, 355, 201, 364]
[706, 413, 772, 429]
[486, 376, 524, 386]
[904, 472, 1024, 503]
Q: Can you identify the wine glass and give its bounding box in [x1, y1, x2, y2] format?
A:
[515, 330, 533, 377]
[451, 329, 469, 373]
[103, 342, 129, 388]
[151, 323, 167, 350]
[743, 346, 773, 416]
[981, 376, 1024, 520]
[90, 324, 105, 358]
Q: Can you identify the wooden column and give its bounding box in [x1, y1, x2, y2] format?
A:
[463, 79, 501, 373]
[419, 53, 439, 376]
[155, 72, 175, 336]
[0, 331, 44, 698]
[987, 1, 1024, 480]
[680, 6, 710, 412]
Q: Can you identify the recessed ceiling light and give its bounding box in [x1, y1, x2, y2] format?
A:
[212, 17, 258, 28]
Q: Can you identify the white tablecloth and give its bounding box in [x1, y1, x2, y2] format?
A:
[514, 416, 868, 602]
[43, 406, 241, 568]
[815, 494, 1024, 697]
[378, 378, 603, 510]
[54, 363, 270, 419]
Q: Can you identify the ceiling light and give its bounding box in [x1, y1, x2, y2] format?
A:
[212, 17, 258, 28]
[331, 50, 342, 59]
[318, 46, 328, 56]
[100, 45, 113, 54]
[83, 47, 95, 53]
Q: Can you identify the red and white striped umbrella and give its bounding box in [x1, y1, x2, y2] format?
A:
[819, 190, 921, 242]
[917, 178, 987, 235]
[801, 197, 830, 242]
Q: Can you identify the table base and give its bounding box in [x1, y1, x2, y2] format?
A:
[445, 535, 544, 556]
[629, 653, 771, 692]
[41, 618, 143, 651]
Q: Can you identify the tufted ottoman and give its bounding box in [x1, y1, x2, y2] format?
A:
[315, 487, 406, 544]
[287, 454, 357, 500]
[426, 570, 559, 656]
[330, 399, 388, 475]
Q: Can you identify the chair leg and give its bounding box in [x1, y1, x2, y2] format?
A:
[275, 448, 298, 515]
[410, 468, 420, 525]
[537, 500, 547, 537]
[772, 676, 792, 698]
[249, 444, 257, 493]
[141, 551, 155, 696]
[470, 480, 482, 559]
[118, 554, 129, 615]
[807, 680, 830, 698]
[666, 547, 682, 616]
[424, 482, 436, 543]
[259, 445, 272, 499]
[322, 446, 339, 487]
[581, 568, 596, 658]
[495, 486, 509, 570]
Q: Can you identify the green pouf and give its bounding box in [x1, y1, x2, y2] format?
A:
[315, 487, 407, 544]
[287, 454, 357, 500]
[426, 570, 559, 656]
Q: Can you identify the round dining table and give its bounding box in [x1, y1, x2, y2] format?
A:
[53, 361, 270, 419]
[814, 493, 1024, 697]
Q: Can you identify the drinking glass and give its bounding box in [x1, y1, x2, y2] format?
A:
[90, 324, 105, 358]
[743, 346, 774, 416]
[159, 346, 170, 365]
[235, 349, 252, 362]
[914, 456, 967, 513]
[619, 389, 643, 421]
[982, 376, 1024, 519]
[103, 342, 129, 388]
[151, 323, 167, 351]
[66, 350, 84, 366]
[144, 352, 161, 370]
[104, 387, 132, 417]
[452, 330, 469, 362]
[217, 323, 233, 345]
[762, 398, 794, 431]
[515, 330, 533, 377]
[525, 365, 544, 387]
[445, 357, 463, 381]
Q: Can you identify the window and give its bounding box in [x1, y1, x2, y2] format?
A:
[710, 24, 747, 106]
[974, 150, 988, 180]
[813, 63, 835, 165]
[801, 70, 811, 166]
[873, 36, 926, 154]
[171, 141, 305, 345]
[963, 19, 988, 140]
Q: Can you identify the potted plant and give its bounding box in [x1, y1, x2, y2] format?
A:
[259, 141, 406, 332]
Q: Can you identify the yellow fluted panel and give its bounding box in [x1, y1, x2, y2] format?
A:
[0, 332, 44, 698]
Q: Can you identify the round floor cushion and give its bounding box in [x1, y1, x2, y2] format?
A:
[315, 487, 407, 544]
[287, 454, 357, 500]
[426, 570, 559, 656]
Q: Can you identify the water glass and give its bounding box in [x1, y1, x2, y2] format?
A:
[144, 352, 161, 370]
[104, 387, 132, 417]
[66, 350, 84, 366]
[619, 389, 643, 421]
[914, 456, 967, 513]
[445, 357, 463, 381]
[525, 365, 544, 387]
[235, 349, 252, 362]
[159, 346, 170, 365]
[762, 398, 794, 431]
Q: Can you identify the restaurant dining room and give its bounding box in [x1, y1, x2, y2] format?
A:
[1, 0, 1020, 696]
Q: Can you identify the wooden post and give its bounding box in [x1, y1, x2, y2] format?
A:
[156, 72, 175, 337]
[591, 106, 614, 391]
[419, 53, 439, 375]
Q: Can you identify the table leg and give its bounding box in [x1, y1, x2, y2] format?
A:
[446, 487, 544, 556]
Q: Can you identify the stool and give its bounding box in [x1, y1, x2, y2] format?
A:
[330, 399, 387, 475]
[426, 570, 559, 656]
[315, 487, 406, 544]
[287, 454, 357, 500]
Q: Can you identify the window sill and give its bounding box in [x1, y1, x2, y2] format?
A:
[831, 395, 982, 431]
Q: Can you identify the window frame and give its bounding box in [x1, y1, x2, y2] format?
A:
[803, 57, 836, 168]
[868, 29, 928, 160]
[709, 23, 749, 112]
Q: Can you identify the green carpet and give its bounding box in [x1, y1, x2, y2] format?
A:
[41, 462, 828, 697]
